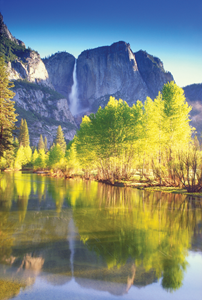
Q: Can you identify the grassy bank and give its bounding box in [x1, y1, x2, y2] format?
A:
[32, 169, 202, 197]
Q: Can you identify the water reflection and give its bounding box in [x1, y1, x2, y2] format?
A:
[66, 182, 202, 289]
[0, 173, 202, 299]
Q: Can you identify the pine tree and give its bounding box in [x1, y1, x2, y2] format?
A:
[0, 56, 18, 157]
[48, 144, 64, 167]
[38, 134, 45, 151]
[19, 119, 24, 146]
[19, 118, 29, 147]
[23, 119, 29, 147]
[54, 125, 66, 153]
[44, 136, 48, 153]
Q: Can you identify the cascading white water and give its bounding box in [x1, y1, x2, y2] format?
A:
[69, 59, 79, 116]
[68, 217, 76, 277]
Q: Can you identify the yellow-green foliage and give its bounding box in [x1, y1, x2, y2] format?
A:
[68, 183, 197, 291]
[65, 140, 80, 175]
[0, 280, 25, 300]
[14, 146, 32, 169]
[0, 156, 7, 170]
[31, 82, 194, 187]
[48, 144, 64, 169]
[33, 149, 47, 170]
[72, 83, 193, 182]
[1, 173, 201, 291]
[32, 149, 39, 164]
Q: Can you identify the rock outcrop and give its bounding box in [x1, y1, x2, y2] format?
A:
[0, 13, 77, 146]
[76, 42, 147, 110]
[13, 81, 77, 146]
[4, 12, 192, 143]
[43, 52, 75, 98]
[135, 50, 173, 99]
[0, 12, 24, 46]
[76, 41, 174, 112]
[1, 13, 52, 88]
[7, 51, 53, 88]
[183, 83, 202, 133]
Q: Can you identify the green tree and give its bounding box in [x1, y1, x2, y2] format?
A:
[54, 125, 66, 153]
[0, 56, 18, 157]
[18, 119, 24, 146]
[34, 149, 47, 170]
[65, 140, 80, 175]
[76, 97, 143, 180]
[32, 148, 39, 165]
[48, 144, 64, 167]
[14, 146, 24, 169]
[44, 136, 48, 153]
[23, 146, 32, 165]
[38, 134, 45, 151]
[162, 81, 192, 149]
[14, 145, 32, 169]
[19, 118, 29, 147]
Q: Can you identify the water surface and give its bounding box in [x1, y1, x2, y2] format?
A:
[0, 172, 202, 299]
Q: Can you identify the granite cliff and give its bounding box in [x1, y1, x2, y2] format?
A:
[75, 42, 174, 112]
[42, 41, 174, 115]
[0, 12, 24, 46]
[13, 81, 76, 146]
[0, 13, 77, 146]
[0, 13, 52, 88]
[135, 50, 173, 99]
[43, 52, 75, 98]
[183, 84, 202, 134]
[2, 12, 201, 143]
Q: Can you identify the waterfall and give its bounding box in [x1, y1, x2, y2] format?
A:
[69, 59, 79, 116]
[68, 217, 76, 277]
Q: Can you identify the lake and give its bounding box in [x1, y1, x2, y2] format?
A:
[0, 172, 202, 300]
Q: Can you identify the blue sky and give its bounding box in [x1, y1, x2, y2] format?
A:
[1, 0, 201, 87]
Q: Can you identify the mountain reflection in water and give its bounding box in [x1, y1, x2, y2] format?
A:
[0, 172, 202, 300]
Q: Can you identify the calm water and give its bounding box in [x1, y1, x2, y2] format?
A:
[0, 172, 202, 300]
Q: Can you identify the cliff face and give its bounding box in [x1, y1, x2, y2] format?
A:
[1, 13, 77, 146]
[1, 13, 52, 88]
[183, 84, 202, 133]
[75, 41, 174, 112]
[135, 50, 173, 99]
[42, 42, 173, 115]
[43, 52, 75, 98]
[0, 12, 24, 46]
[76, 42, 147, 109]
[7, 51, 53, 88]
[13, 81, 77, 146]
[2, 12, 185, 144]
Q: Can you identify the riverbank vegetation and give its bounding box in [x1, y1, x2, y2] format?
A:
[1, 55, 202, 192]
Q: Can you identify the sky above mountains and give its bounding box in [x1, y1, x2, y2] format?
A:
[1, 0, 201, 87]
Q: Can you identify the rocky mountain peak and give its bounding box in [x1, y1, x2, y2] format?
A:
[76, 41, 173, 111]
[78, 41, 132, 60]
[43, 52, 75, 98]
[0, 13, 77, 146]
[134, 49, 174, 99]
[183, 84, 202, 133]
[0, 12, 25, 46]
[135, 50, 165, 71]
[1, 11, 181, 142]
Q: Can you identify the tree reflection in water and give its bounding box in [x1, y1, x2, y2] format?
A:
[0, 173, 202, 296]
[66, 181, 202, 291]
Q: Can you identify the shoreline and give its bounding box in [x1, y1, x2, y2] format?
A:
[3, 169, 202, 197]
[34, 170, 202, 197]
